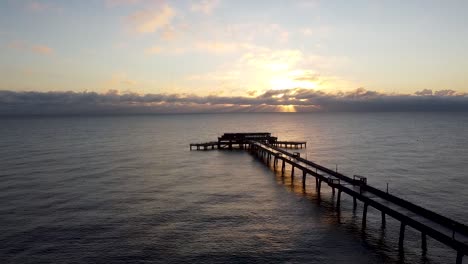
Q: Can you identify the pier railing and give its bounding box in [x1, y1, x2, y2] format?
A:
[267, 143, 468, 238]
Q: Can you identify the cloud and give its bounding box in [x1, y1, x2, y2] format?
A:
[7, 41, 25, 50]
[1, 88, 468, 115]
[31, 45, 53, 55]
[194, 41, 253, 53]
[191, 0, 220, 14]
[128, 4, 175, 33]
[296, 0, 319, 9]
[7, 41, 54, 55]
[142, 21, 291, 55]
[27, 2, 48, 11]
[246, 90, 257, 96]
[105, 0, 140, 7]
[26, 1, 63, 12]
[414, 89, 458, 97]
[104, 73, 138, 88]
[145, 45, 163, 55]
[188, 70, 241, 82]
[161, 26, 178, 40]
[238, 48, 303, 72]
[415, 89, 433, 96]
[434, 90, 457, 96]
[144, 41, 255, 55]
[258, 24, 289, 43]
[300, 28, 313, 36]
[294, 72, 320, 82]
[185, 46, 352, 93]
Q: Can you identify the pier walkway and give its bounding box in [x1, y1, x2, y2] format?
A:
[190, 132, 468, 263]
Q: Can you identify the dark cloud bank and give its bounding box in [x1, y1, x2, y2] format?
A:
[1, 88, 468, 116]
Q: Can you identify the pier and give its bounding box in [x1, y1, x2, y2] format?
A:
[190, 132, 468, 264]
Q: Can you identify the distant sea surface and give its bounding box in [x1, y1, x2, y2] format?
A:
[1, 113, 467, 263]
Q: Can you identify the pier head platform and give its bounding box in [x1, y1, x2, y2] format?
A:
[190, 132, 305, 150]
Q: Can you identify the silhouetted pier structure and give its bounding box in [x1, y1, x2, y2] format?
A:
[190, 133, 468, 263]
[272, 141, 306, 148]
[218, 132, 277, 149]
[190, 132, 277, 150]
[189, 142, 218, 150]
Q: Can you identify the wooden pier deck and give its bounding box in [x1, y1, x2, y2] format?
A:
[190, 133, 468, 263]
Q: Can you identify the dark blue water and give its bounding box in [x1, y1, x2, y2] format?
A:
[1, 113, 467, 263]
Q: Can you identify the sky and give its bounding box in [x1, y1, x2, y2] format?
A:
[1, 0, 468, 114]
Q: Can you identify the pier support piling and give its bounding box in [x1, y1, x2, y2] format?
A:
[337, 190, 342, 208]
[281, 159, 285, 175]
[353, 197, 357, 210]
[381, 211, 386, 228]
[421, 233, 427, 253]
[362, 203, 368, 229]
[302, 171, 306, 189]
[456, 251, 464, 264]
[399, 222, 406, 251]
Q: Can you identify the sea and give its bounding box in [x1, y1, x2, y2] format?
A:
[1, 112, 467, 263]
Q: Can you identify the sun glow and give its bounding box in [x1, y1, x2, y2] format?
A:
[280, 104, 296, 112]
[270, 77, 318, 90]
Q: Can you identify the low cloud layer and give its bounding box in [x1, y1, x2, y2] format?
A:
[1, 88, 468, 116]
